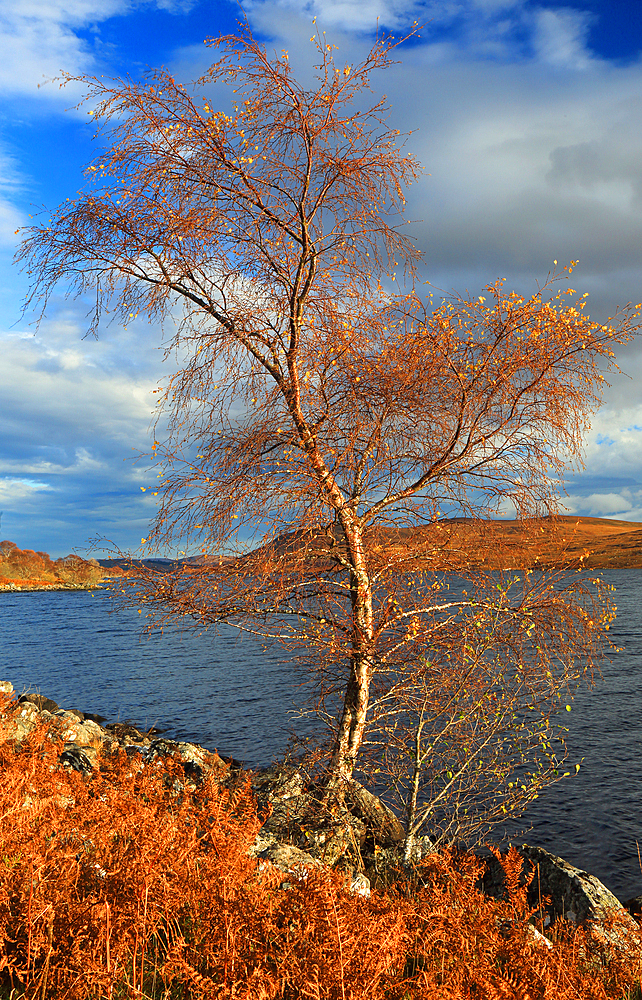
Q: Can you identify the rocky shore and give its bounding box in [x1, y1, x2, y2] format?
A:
[2, 679, 641, 963]
[0, 581, 107, 592]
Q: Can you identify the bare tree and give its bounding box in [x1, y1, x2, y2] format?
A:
[360, 562, 615, 857]
[17, 21, 640, 796]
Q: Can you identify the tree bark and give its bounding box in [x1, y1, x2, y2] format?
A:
[328, 520, 375, 782]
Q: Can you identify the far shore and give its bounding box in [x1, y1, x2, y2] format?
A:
[0, 582, 108, 593]
[5, 517, 642, 589]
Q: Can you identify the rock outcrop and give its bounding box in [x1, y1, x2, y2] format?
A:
[0, 682, 231, 787]
[480, 843, 642, 960]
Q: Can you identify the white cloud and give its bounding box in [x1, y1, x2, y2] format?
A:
[0, 307, 170, 551]
[531, 8, 594, 70]
[0, 448, 103, 475]
[0, 478, 53, 506]
[0, 315, 166, 487]
[240, 3, 634, 298]
[0, 0, 198, 99]
[0, 0, 123, 98]
[245, 0, 599, 65]
[246, 0, 533, 36]
[0, 200, 23, 247]
[0, 147, 25, 247]
[575, 407, 642, 478]
[246, 0, 425, 32]
[394, 56, 642, 286]
[564, 491, 636, 516]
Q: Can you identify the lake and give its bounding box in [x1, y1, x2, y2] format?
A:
[1, 570, 641, 902]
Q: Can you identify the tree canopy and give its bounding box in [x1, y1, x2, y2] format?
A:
[18, 21, 641, 843]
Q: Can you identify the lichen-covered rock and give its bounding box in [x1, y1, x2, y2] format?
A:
[251, 764, 304, 804]
[19, 693, 59, 713]
[0, 698, 41, 741]
[59, 745, 95, 775]
[53, 714, 107, 748]
[349, 872, 371, 897]
[522, 845, 637, 927]
[53, 707, 84, 721]
[481, 844, 642, 962]
[258, 843, 322, 876]
[346, 780, 405, 845]
[0, 683, 229, 791]
[527, 923, 553, 950]
[301, 813, 366, 867]
[174, 740, 229, 782]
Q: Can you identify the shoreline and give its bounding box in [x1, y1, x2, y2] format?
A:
[0, 582, 108, 592]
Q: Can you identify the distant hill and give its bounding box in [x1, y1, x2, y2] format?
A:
[97, 553, 233, 572]
[8, 515, 638, 593]
[239, 516, 642, 571]
[392, 516, 642, 569]
[429, 515, 642, 569]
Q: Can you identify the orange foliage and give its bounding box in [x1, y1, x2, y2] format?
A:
[0, 541, 113, 588]
[0, 542, 57, 582]
[16, 21, 642, 785]
[0, 690, 639, 1000]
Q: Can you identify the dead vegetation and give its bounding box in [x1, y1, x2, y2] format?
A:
[0, 690, 640, 1000]
[0, 541, 122, 590]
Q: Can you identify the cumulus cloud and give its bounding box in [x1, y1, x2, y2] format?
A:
[242, 1, 638, 301]
[236, 0, 642, 519]
[0, 478, 53, 506]
[572, 407, 642, 478]
[558, 405, 642, 519]
[0, 312, 167, 554]
[236, 1, 642, 350]
[394, 59, 642, 295]
[0, 0, 198, 99]
[561, 487, 642, 522]
[564, 491, 637, 516]
[0, 0, 122, 98]
[1, 329, 156, 449]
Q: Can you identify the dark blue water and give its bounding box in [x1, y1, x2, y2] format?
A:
[0, 588, 319, 766]
[1, 571, 642, 902]
[514, 569, 642, 903]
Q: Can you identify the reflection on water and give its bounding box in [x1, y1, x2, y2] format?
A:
[1, 570, 641, 901]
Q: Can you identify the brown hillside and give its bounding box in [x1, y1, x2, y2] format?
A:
[259, 516, 642, 571]
[535, 515, 642, 568]
[393, 515, 642, 570]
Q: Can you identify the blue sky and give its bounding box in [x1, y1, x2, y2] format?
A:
[1, 0, 642, 556]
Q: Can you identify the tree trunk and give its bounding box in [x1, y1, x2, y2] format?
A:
[328, 520, 375, 783]
[402, 709, 426, 863]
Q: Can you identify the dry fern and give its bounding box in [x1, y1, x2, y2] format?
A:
[0, 691, 637, 999]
